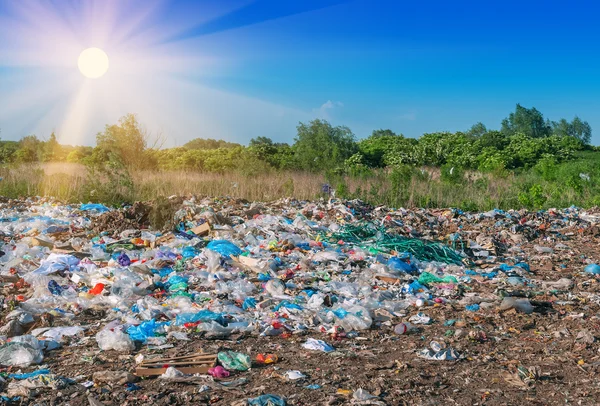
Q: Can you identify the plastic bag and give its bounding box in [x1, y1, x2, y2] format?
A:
[329, 304, 372, 331]
[584, 264, 600, 275]
[208, 365, 230, 378]
[265, 279, 286, 296]
[175, 310, 227, 326]
[127, 319, 169, 342]
[80, 203, 110, 213]
[0, 342, 43, 367]
[96, 328, 135, 352]
[207, 240, 242, 258]
[418, 271, 458, 286]
[301, 338, 334, 353]
[248, 394, 286, 406]
[217, 351, 251, 371]
[498, 297, 534, 314]
[387, 257, 417, 275]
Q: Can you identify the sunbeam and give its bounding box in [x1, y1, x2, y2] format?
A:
[164, 0, 351, 42]
[0, 0, 326, 145]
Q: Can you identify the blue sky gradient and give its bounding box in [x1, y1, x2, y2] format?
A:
[1, 0, 599, 145]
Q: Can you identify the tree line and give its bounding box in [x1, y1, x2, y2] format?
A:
[0, 104, 593, 175]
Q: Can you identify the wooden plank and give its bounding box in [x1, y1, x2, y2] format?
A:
[140, 352, 214, 363]
[135, 365, 214, 376]
[135, 352, 217, 376]
[140, 360, 216, 367]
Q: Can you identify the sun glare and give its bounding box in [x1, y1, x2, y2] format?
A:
[78, 47, 109, 79]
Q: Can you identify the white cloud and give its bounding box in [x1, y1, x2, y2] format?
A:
[313, 100, 344, 119]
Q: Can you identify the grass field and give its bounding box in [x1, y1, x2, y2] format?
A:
[0, 161, 596, 210]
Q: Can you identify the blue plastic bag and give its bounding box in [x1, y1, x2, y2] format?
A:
[207, 240, 242, 258]
[387, 257, 417, 274]
[585, 264, 600, 275]
[182, 246, 197, 259]
[175, 310, 227, 326]
[127, 319, 169, 342]
[80, 203, 110, 213]
[248, 394, 286, 406]
[242, 297, 257, 310]
[9, 369, 50, 379]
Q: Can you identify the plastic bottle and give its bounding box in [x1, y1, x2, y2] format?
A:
[394, 322, 413, 335]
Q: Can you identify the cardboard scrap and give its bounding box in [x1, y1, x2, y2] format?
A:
[375, 275, 401, 284]
[190, 223, 210, 236]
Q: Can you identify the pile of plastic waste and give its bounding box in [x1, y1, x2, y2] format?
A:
[0, 197, 597, 404]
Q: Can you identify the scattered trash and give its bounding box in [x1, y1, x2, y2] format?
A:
[584, 263, 600, 275]
[217, 351, 251, 371]
[92, 370, 138, 385]
[302, 338, 335, 353]
[498, 297, 534, 314]
[393, 322, 414, 335]
[0, 197, 594, 403]
[135, 352, 217, 376]
[248, 394, 286, 406]
[208, 365, 230, 378]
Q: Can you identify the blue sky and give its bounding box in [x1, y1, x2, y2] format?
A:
[1, 0, 600, 146]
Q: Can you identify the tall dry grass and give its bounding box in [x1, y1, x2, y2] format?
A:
[0, 163, 329, 202]
[0, 162, 520, 209]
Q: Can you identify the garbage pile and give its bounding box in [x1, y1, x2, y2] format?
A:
[0, 198, 597, 404]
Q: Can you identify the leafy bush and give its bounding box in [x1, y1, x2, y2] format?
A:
[440, 164, 464, 184]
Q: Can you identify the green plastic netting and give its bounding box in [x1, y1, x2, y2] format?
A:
[320, 222, 465, 265]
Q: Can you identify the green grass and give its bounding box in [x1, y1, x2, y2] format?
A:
[0, 162, 598, 210]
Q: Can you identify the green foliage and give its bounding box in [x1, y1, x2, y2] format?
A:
[551, 116, 592, 144]
[518, 184, 546, 209]
[501, 104, 552, 138]
[1, 104, 599, 211]
[15, 135, 43, 163]
[96, 113, 149, 169]
[184, 138, 240, 150]
[82, 153, 134, 205]
[358, 130, 417, 168]
[534, 155, 558, 181]
[466, 122, 487, 138]
[0, 141, 18, 164]
[293, 119, 357, 171]
[440, 164, 464, 184]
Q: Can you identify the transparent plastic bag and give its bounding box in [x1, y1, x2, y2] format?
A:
[0, 342, 43, 367]
[96, 327, 135, 352]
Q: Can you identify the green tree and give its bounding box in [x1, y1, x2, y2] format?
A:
[183, 138, 240, 150]
[96, 114, 148, 169]
[501, 104, 551, 138]
[358, 129, 414, 167]
[15, 135, 43, 163]
[293, 119, 357, 171]
[248, 137, 290, 169]
[475, 130, 510, 150]
[43, 132, 61, 162]
[551, 116, 592, 144]
[466, 122, 487, 138]
[0, 141, 19, 163]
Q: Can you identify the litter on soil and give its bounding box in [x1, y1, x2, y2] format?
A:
[0, 197, 597, 404]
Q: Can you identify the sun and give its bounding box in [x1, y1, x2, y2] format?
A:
[78, 48, 109, 79]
